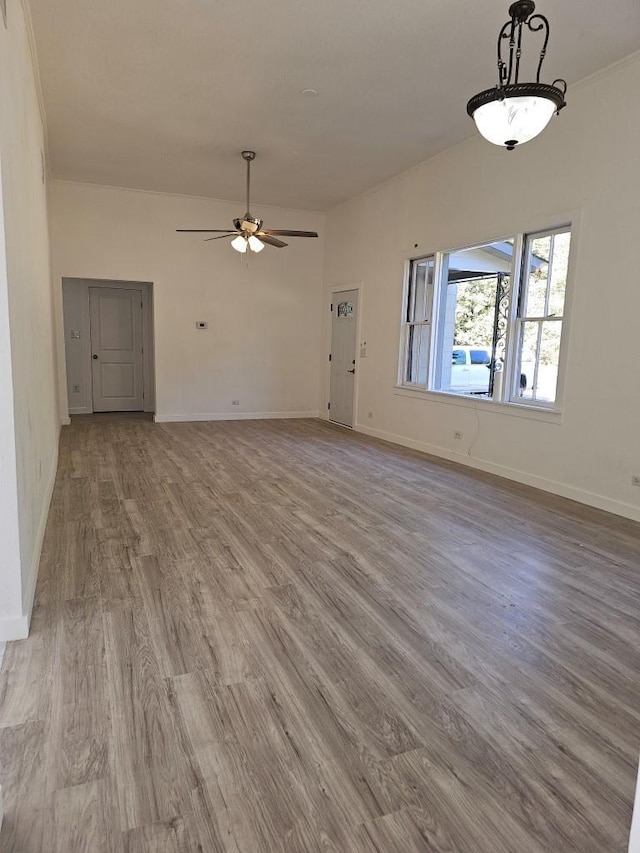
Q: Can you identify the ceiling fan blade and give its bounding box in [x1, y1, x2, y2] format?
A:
[203, 234, 235, 242]
[176, 229, 236, 233]
[259, 235, 288, 248]
[261, 229, 318, 238]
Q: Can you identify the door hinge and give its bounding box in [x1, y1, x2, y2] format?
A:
[327, 402, 330, 410]
[329, 353, 332, 362]
[141, 301, 143, 308]
[330, 303, 333, 311]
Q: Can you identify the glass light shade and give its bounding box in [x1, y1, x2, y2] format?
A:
[472, 94, 556, 149]
[248, 235, 265, 253]
[231, 234, 248, 253]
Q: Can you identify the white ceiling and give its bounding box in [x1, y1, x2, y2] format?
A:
[29, 0, 640, 211]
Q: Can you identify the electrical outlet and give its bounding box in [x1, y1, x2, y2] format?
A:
[231, 400, 240, 406]
[631, 475, 640, 487]
[367, 411, 373, 419]
[453, 431, 463, 440]
[72, 384, 80, 394]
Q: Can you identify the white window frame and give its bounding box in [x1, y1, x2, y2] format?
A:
[399, 255, 435, 389]
[507, 225, 571, 408]
[398, 224, 572, 412]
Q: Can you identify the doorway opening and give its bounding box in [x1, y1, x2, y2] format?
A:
[62, 279, 155, 415]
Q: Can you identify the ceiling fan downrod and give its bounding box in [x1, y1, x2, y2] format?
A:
[241, 150, 256, 217]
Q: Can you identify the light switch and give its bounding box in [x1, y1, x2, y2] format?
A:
[196, 321, 208, 329]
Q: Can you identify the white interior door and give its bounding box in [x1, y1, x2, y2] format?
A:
[329, 289, 359, 427]
[90, 286, 144, 412]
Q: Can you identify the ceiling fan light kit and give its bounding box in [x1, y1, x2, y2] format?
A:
[231, 234, 248, 253]
[467, 0, 567, 151]
[176, 150, 318, 254]
[247, 235, 265, 253]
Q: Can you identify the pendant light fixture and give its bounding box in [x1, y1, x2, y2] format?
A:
[466, 0, 567, 151]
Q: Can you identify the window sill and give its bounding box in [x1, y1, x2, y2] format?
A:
[393, 386, 563, 424]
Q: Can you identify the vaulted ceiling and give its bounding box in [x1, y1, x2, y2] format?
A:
[29, 0, 640, 210]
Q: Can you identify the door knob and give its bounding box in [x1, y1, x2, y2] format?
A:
[93, 354, 98, 359]
[348, 368, 355, 374]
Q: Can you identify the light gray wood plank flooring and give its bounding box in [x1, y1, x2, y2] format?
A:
[1, 416, 639, 851]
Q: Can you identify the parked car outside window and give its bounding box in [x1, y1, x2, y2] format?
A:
[450, 346, 491, 393]
[451, 346, 527, 395]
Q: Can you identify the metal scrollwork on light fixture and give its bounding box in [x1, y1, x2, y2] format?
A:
[467, 0, 567, 151]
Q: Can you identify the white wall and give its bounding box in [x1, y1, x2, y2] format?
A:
[62, 276, 93, 413]
[0, 157, 23, 634]
[322, 53, 640, 522]
[50, 182, 324, 422]
[0, 0, 60, 640]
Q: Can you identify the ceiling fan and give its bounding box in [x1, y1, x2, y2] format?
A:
[176, 151, 318, 253]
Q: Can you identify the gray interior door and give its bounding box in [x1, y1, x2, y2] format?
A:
[329, 289, 359, 427]
[90, 286, 144, 412]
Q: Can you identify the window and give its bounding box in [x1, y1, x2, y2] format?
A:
[430, 240, 512, 397]
[403, 256, 434, 386]
[511, 228, 571, 405]
[399, 226, 572, 410]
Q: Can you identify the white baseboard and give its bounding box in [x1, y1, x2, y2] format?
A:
[0, 613, 30, 643]
[0, 434, 59, 642]
[154, 410, 319, 424]
[354, 422, 640, 523]
[60, 415, 71, 425]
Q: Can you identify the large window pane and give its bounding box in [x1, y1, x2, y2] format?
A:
[405, 323, 429, 385]
[408, 258, 433, 323]
[517, 320, 540, 398]
[524, 235, 551, 316]
[548, 231, 571, 317]
[518, 320, 563, 403]
[432, 240, 513, 397]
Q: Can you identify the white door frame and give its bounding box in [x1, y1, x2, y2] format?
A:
[326, 283, 363, 428]
[62, 278, 155, 415]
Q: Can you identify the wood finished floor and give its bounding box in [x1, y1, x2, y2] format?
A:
[1, 416, 639, 852]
